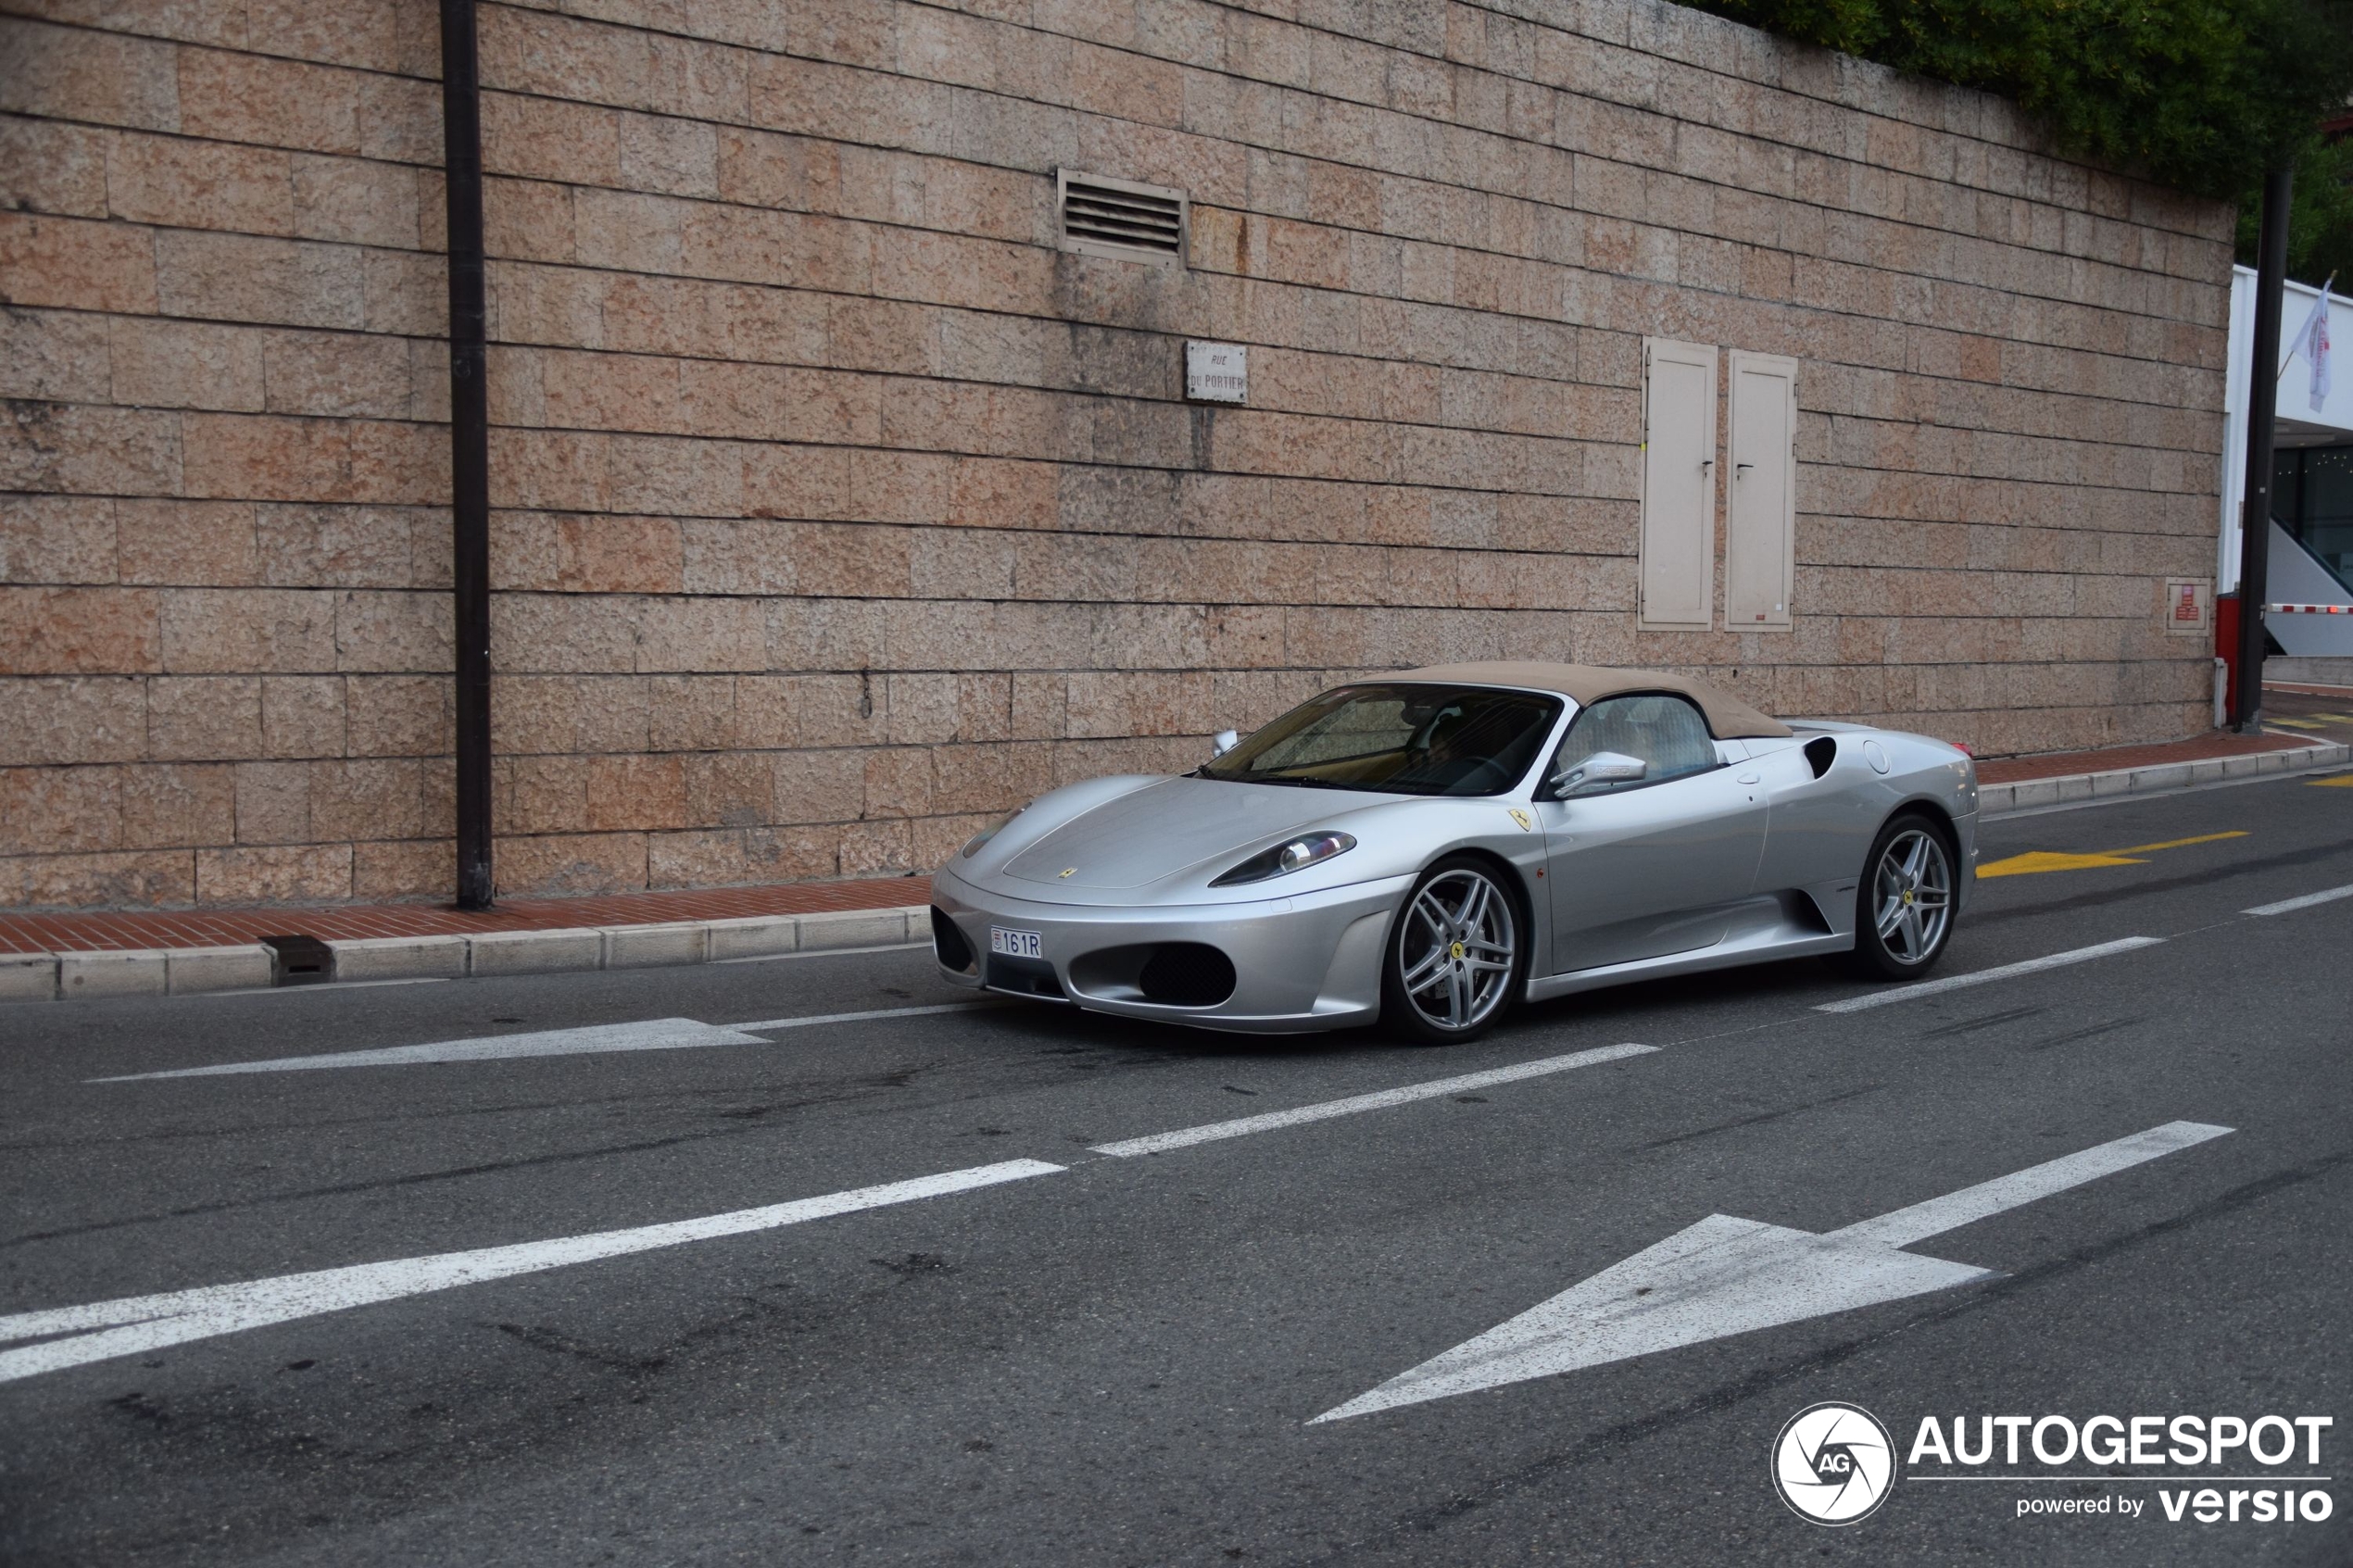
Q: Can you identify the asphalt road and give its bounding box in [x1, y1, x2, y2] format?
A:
[4, 769, 2351, 1566]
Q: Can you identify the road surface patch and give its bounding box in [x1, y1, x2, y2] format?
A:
[16, 1044, 1666, 1383]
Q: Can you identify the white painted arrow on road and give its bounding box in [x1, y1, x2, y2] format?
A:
[1313, 1120, 2232, 1423]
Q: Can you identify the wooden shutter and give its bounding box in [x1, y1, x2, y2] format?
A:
[1638, 339, 1718, 632]
[1725, 351, 1797, 630]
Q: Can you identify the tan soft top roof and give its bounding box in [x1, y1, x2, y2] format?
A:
[1390, 661, 1793, 740]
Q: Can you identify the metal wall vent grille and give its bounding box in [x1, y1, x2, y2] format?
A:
[1057, 169, 1186, 266]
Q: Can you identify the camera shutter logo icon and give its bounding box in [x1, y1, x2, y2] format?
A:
[1772, 1402, 1897, 1524]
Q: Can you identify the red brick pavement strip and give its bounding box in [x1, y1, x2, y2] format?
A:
[5, 723, 2347, 959]
[0, 875, 933, 956]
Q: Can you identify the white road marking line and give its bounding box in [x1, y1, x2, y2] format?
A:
[1088, 1044, 1659, 1159]
[1831, 1120, 2232, 1248]
[2242, 884, 2353, 917]
[91, 1018, 773, 1082]
[1312, 1121, 2231, 1422]
[722, 999, 1009, 1031]
[0, 1160, 1063, 1385]
[1813, 936, 2165, 1014]
[93, 1002, 1009, 1081]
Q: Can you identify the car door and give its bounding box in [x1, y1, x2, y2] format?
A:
[1533, 693, 1769, 972]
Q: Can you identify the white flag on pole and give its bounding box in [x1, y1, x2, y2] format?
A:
[2281, 276, 2334, 413]
[2310, 283, 2333, 411]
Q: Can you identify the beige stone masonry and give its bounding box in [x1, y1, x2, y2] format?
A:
[0, 0, 2232, 906]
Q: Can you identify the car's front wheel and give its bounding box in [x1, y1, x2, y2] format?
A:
[1850, 812, 1956, 978]
[1382, 856, 1524, 1044]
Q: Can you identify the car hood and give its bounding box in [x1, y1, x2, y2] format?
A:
[1000, 776, 1363, 889]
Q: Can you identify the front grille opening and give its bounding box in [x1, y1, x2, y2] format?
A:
[1058, 169, 1186, 266]
[1137, 943, 1237, 1008]
[986, 953, 1066, 1000]
[930, 908, 975, 973]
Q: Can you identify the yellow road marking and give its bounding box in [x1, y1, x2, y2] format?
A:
[1978, 851, 2143, 878]
[2313, 773, 2353, 788]
[2108, 832, 2248, 854]
[2269, 718, 2329, 730]
[1977, 830, 2248, 880]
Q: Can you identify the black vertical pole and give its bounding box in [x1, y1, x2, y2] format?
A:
[440, 0, 495, 907]
[2233, 167, 2293, 734]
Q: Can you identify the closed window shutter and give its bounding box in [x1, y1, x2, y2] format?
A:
[1726, 351, 1798, 630]
[1638, 338, 1718, 632]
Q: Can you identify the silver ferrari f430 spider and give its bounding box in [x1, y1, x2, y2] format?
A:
[929, 662, 1978, 1042]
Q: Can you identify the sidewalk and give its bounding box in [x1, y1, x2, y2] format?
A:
[0, 873, 928, 956]
[1971, 726, 2343, 810]
[5, 716, 2347, 1001]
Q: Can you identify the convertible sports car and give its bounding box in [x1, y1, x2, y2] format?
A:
[929, 662, 1978, 1042]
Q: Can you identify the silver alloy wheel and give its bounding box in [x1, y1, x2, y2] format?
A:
[1872, 826, 1953, 966]
[1397, 867, 1517, 1032]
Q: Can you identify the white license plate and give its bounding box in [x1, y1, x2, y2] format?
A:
[988, 926, 1044, 960]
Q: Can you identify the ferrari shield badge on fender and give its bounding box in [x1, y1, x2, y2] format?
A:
[1507, 809, 1533, 832]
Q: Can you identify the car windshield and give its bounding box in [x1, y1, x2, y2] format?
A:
[1199, 684, 1563, 797]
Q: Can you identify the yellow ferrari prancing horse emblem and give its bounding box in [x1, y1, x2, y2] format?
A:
[1059, 867, 1078, 878]
[1507, 809, 1533, 833]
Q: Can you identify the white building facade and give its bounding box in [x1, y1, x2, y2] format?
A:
[2220, 269, 2353, 660]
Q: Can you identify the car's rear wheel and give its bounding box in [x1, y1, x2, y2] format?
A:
[1849, 813, 1956, 978]
[1382, 856, 1523, 1044]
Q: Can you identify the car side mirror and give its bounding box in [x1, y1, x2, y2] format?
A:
[1553, 750, 1646, 797]
[1210, 728, 1240, 759]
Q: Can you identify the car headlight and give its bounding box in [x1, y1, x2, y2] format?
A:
[960, 808, 1024, 858]
[1210, 831, 1357, 886]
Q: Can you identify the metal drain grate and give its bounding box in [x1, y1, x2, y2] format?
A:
[260, 934, 334, 986]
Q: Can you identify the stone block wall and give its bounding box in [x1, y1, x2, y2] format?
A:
[0, 0, 2234, 905]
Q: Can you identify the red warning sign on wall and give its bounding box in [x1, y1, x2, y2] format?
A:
[2163, 577, 2210, 636]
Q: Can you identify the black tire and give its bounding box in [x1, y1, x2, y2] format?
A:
[1847, 811, 1957, 979]
[1380, 855, 1528, 1044]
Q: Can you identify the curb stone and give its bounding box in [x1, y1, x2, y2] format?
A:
[333, 934, 471, 982]
[468, 927, 601, 976]
[2, 906, 931, 1003]
[1977, 739, 2351, 817]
